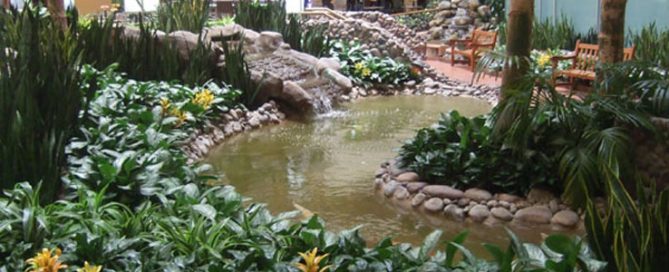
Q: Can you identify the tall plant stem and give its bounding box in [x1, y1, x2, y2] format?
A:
[501, 0, 534, 100]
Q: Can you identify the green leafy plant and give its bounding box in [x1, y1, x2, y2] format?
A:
[397, 12, 431, 32]
[155, 0, 211, 33]
[220, 39, 259, 108]
[330, 41, 419, 88]
[234, 0, 286, 33]
[532, 15, 577, 51]
[0, 7, 91, 202]
[398, 110, 558, 194]
[77, 14, 218, 85]
[299, 24, 333, 58]
[629, 23, 669, 69]
[206, 16, 235, 27]
[585, 181, 669, 271]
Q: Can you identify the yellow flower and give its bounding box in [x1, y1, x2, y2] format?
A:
[170, 108, 188, 127]
[295, 248, 331, 272]
[361, 68, 372, 77]
[160, 98, 171, 115]
[192, 89, 215, 109]
[77, 262, 102, 272]
[537, 53, 552, 68]
[354, 62, 365, 71]
[25, 248, 67, 272]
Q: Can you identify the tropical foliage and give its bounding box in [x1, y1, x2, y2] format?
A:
[532, 15, 577, 51]
[0, 65, 606, 271]
[398, 111, 558, 195]
[402, 55, 658, 206]
[155, 0, 211, 33]
[77, 14, 218, 85]
[330, 41, 420, 88]
[0, 7, 90, 202]
[628, 23, 669, 69]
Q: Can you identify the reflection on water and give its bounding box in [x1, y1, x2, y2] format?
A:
[206, 95, 581, 254]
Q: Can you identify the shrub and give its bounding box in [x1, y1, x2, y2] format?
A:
[397, 13, 431, 32]
[398, 111, 558, 195]
[532, 15, 577, 51]
[234, 0, 286, 34]
[155, 0, 211, 33]
[629, 23, 669, 69]
[0, 6, 91, 202]
[220, 39, 259, 108]
[330, 41, 419, 88]
[77, 14, 219, 85]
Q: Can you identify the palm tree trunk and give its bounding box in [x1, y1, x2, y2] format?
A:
[46, 0, 68, 31]
[598, 0, 627, 64]
[501, 0, 534, 100]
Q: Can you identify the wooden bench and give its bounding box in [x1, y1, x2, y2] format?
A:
[551, 40, 636, 89]
[449, 29, 497, 71]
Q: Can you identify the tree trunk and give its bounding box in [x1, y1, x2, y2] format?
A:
[501, 0, 534, 99]
[598, 0, 627, 64]
[46, 0, 68, 31]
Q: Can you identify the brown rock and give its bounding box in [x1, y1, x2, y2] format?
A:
[491, 207, 513, 221]
[527, 188, 555, 204]
[422, 185, 464, 199]
[424, 197, 444, 212]
[406, 182, 428, 194]
[464, 188, 492, 201]
[514, 206, 553, 224]
[551, 210, 580, 228]
[396, 172, 420, 183]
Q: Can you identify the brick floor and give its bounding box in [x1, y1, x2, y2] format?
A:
[425, 59, 501, 88]
[425, 59, 589, 99]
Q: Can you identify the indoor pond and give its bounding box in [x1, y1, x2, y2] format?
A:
[206, 95, 582, 254]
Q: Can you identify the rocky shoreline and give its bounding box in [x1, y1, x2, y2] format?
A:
[181, 101, 285, 162]
[374, 159, 584, 229]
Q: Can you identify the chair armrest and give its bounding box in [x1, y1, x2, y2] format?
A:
[551, 55, 576, 61]
[449, 38, 473, 46]
[551, 55, 576, 69]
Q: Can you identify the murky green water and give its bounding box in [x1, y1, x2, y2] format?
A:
[206, 95, 581, 254]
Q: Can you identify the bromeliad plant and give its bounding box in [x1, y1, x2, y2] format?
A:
[65, 65, 239, 203]
[330, 41, 419, 88]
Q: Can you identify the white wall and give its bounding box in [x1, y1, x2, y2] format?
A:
[124, 0, 159, 12]
[286, 0, 304, 13]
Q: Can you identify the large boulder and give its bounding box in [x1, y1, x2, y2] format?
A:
[165, 31, 210, 61]
[257, 31, 284, 53]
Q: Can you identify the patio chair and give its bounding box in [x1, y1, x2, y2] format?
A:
[551, 40, 636, 90]
[449, 29, 497, 71]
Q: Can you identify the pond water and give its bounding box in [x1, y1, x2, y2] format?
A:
[206, 95, 581, 255]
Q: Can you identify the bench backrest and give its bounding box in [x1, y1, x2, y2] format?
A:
[472, 29, 497, 48]
[572, 40, 636, 71]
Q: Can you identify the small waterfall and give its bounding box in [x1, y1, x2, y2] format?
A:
[312, 92, 348, 119]
[312, 92, 333, 114]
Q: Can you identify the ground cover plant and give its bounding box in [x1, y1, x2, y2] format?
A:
[330, 41, 420, 88]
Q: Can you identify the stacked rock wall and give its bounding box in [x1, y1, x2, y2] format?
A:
[428, 0, 494, 40]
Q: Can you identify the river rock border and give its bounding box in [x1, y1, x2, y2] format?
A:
[374, 159, 583, 229]
[182, 101, 285, 162]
